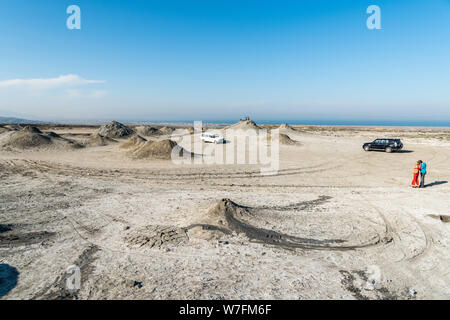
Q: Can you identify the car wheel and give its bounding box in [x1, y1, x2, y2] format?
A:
[385, 147, 392, 153]
[364, 146, 370, 151]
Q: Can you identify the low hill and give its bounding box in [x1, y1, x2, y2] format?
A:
[0, 126, 83, 150]
[132, 139, 192, 160]
[97, 121, 135, 138]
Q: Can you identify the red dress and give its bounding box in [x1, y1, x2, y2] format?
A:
[412, 164, 420, 186]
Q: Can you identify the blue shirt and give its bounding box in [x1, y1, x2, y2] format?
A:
[421, 163, 427, 174]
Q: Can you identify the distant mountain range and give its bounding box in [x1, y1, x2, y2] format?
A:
[0, 116, 47, 124]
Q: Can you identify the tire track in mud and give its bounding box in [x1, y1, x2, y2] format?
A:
[357, 196, 434, 263]
[1, 153, 367, 182]
[1, 159, 390, 190]
[252, 195, 332, 211]
[398, 208, 435, 263]
[56, 195, 389, 259]
[356, 195, 398, 251]
[0, 158, 399, 258]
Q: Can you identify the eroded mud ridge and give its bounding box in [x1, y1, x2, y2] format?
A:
[188, 198, 384, 251]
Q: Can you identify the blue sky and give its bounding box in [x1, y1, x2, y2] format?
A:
[0, 0, 449, 122]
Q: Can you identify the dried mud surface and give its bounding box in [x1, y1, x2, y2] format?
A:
[1, 125, 449, 299]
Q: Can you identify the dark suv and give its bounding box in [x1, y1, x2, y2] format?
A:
[363, 139, 403, 153]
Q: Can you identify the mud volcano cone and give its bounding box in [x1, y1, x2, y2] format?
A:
[132, 139, 191, 160]
[227, 120, 262, 130]
[267, 132, 299, 145]
[0, 126, 82, 150]
[279, 123, 296, 130]
[136, 126, 162, 136]
[97, 121, 135, 138]
[278, 133, 298, 145]
[158, 127, 176, 135]
[85, 133, 118, 146]
[119, 134, 147, 150]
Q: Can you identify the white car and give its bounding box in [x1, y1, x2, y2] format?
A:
[201, 132, 224, 144]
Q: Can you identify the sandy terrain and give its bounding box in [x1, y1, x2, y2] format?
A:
[0, 123, 449, 300]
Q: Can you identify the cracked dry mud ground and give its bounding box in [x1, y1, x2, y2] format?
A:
[1, 128, 449, 299]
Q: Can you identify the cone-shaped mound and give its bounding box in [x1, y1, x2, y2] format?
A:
[119, 134, 147, 150]
[187, 199, 250, 240]
[279, 123, 301, 136]
[132, 139, 192, 160]
[0, 129, 50, 148]
[159, 126, 176, 135]
[97, 121, 135, 138]
[267, 132, 299, 145]
[0, 127, 83, 150]
[201, 198, 248, 227]
[22, 126, 43, 134]
[84, 133, 118, 147]
[279, 133, 298, 145]
[279, 123, 296, 131]
[227, 120, 261, 130]
[136, 126, 162, 136]
[188, 198, 352, 250]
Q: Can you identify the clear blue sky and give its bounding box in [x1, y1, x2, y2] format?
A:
[0, 0, 449, 123]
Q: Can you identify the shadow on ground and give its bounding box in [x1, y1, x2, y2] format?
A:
[395, 150, 414, 153]
[426, 181, 448, 187]
[0, 264, 19, 298]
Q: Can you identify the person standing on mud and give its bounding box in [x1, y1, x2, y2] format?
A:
[412, 161, 421, 188]
[419, 160, 427, 188]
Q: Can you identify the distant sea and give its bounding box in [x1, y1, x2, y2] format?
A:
[251, 119, 450, 127]
[3, 116, 450, 127]
[134, 119, 450, 127]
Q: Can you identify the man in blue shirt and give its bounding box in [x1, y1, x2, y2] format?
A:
[419, 160, 427, 188]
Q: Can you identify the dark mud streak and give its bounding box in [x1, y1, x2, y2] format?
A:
[253, 195, 333, 211]
[0, 225, 13, 233]
[32, 245, 99, 300]
[0, 231, 56, 247]
[225, 208, 351, 250]
[186, 224, 233, 235]
[339, 270, 369, 300]
[340, 270, 399, 300]
[427, 214, 450, 223]
[187, 198, 382, 251]
[223, 199, 381, 251]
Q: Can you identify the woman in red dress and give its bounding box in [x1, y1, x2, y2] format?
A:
[412, 161, 420, 188]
